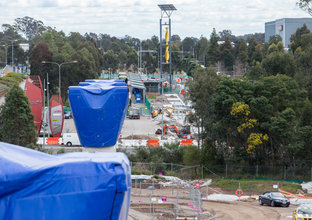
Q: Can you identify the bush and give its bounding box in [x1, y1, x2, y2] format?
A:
[57, 148, 65, 154]
[183, 145, 200, 166]
[0, 72, 25, 89]
[147, 94, 157, 99]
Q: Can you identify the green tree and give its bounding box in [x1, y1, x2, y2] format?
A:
[14, 16, 46, 41]
[219, 29, 236, 42]
[102, 50, 118, 72]
[235, 39, 248, 65]
[182, 37, 196, 53]
[208, 75, 307, 165]
[220, 36, 234, 70]
[269, 35, 282, 45]
[261, 51, 296, 76]
[183, 145, 201, 166]
[187, 67, 219, 147]
[290, 23, 311, 53]
[194, 36, 209, 66]
[247, 37, 264, 65]
[297, 0, 312, 15]
[30, 42, 52, 82]
[0, 84, 37, 147]
[206, 28, 220, 66]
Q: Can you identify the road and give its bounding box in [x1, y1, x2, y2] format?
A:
[120, 116, 160, 139]
[63, 116, 160, 139]
[203, 200, 294, 220]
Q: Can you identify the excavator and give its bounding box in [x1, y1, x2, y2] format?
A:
[155, 124, 192, 139]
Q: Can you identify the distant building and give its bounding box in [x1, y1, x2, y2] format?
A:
[19, 43, 29, 52]
[265, 18, 312, 47]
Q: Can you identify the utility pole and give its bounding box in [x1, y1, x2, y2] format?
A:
[47, 72, 50, 137]
[43, 79, 46, 148]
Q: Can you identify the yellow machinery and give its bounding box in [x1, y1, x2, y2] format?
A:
[165, 27, 169, 63]
[163, 106, 176, 118]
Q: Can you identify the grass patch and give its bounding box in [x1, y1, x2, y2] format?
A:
[210, 178, 302, 194]
[0, 72, 25, 89]
[147, 94, 157, 100]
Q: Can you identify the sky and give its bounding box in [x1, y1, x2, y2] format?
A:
[0, 0, 310, 40]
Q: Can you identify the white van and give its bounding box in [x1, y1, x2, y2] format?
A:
[118, 72, 127, 80]
[62, 133, 81, 147]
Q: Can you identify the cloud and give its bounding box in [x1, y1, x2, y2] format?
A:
[0, 0, 309, 39]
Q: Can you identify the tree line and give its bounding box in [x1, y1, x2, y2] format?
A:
[0, 16, 266, 100]
[188, 24, 312, 168]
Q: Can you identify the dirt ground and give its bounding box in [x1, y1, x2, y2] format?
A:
[129, 185, 296, 220]
[129, 198, 295, 220]
[203, 200, 294, 220]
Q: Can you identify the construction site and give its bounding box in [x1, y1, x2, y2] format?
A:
[115, 71, 196, 149]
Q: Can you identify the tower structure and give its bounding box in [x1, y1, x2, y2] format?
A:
[158, 4, 177, 89]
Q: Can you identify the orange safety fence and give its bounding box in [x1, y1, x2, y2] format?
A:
[147, 140, 159, 147]
[180, 140, 194, 146]
[279, 188, 312, 199]
[46, 137, 61, 145]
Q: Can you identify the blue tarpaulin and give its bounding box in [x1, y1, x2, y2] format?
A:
[0, 142, 131, 220]
[69, 81, 128, 147]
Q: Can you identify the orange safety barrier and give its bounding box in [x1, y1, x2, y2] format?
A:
[180, 140, 194, 146]
[46, 137, 61, 145]
[279, 188, 312, 199]
[147, 140, 159, 147]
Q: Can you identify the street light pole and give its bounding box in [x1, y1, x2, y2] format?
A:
[11, 40, 13, 66]
[47, 72, 50, 137]
[41, 60, 78, 100]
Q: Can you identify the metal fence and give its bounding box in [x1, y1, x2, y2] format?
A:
[131, 162, 204, 180]
[131, 179, 214, 219]
[131, 162, 312, 181]
[206, 165, 312, 181]
[145, 97, 153, 113]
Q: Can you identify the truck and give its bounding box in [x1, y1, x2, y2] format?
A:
[128, 107, 140, 119]
[62, 133, 81, 146]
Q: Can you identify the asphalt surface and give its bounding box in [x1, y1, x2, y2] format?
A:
[63, 116, 160, 139]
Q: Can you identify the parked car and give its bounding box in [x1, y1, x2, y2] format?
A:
[259, 192, 290, 207]
[293, 206, 312, 220]
[64, 111, 72, 119]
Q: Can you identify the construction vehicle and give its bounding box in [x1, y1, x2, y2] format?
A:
[151, 107, 175, 118]
[155, 124, 192, 139]
[163, 106, 176, 118]
[151, 109, 161, 118]
[128, 107, 140, 119]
